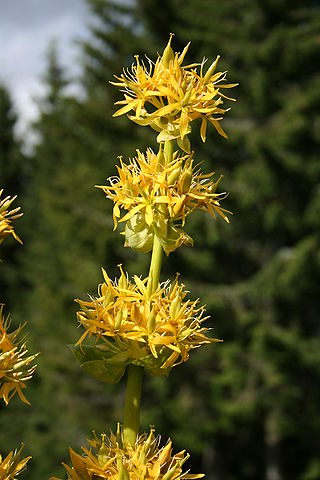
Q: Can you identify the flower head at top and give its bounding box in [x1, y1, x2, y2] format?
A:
[51, 426, 204, 480]
[98, 148, 230, 254]
[0, 190, 22, 247]
[111, 34, 237, 151]
[74, 266, 220, 381]
[0, 445, 31, 480]
[0, 305, 38, 406]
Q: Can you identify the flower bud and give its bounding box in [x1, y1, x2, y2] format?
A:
[139, 448, 147, 466]
[103, 286, 114, 306]
[116, 451, 130, 480]
[139, 431, 154, 466]
[210, 174, 223, 193]
[116, 423, 122, 445]
[162, 34, 174, 68]
[181, 163, 193, 193]
[147, 308, 156, 333]
[118, 265, 128, 289]
[124, 180, 134, 196]
[98, 436, 109, 467]
[167, 163, 182, 185]
[162, 464, 179, 480]
[114, 310, 123, 330]
[118, 463, 130, 480]
[202, 55, 220, 84]
[170, 295, 181, 318]
[158, 441, 172, 465]
[181, 88, 192, 107]
[13, 356, 36, 371]
[156, 147, 165, 171]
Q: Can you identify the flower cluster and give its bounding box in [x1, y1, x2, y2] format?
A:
[0, 190, 22, 247]
[51, 427, 204, 480]
[112, 35, 237, 150]
[0, 305, 38, 406]
[53, 35, 236, 479]
[0, 445, 30, 479]
[75, 266, 219, 378]
[98, 148, 230, 254]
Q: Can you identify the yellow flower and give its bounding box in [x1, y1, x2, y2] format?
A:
[75, 266, 220, 378]
[0, 444, 31, 479]
[51, 426, 204, 480]
[0, 305, 38, 406]
[0, 190, 22, 246]
[98, 148, 230, 254]
[111, 35, 237, 149]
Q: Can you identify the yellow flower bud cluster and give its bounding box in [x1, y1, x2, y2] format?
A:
[75, 266, 220, 377]
[0, 190, 22, 247]
[98, 148, 230, 255]
[112, 35, 237, 151]
[51, 426, 204, 480]
[0, 305, 38, 406]
[0, 444, 31, 479]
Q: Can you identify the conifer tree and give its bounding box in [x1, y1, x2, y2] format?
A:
[0, 84, 25, 309]
[0, 84, 21, 192]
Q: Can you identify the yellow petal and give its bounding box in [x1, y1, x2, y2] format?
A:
[120, 204, 145, 223]
[145, 204, 153, 226]
[200, 117, 207, 142]
[179, 109, 189, 140]
[155, 102, 180, 117]
[209, 118, 228, 138]
[113, 101, 137, 117]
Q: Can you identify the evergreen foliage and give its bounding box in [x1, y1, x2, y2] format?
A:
[0, 84, 25, 307]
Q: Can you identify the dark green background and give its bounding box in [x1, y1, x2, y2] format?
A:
[1, 1, 320, 478]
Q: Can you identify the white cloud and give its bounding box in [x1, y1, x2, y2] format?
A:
[0, 0, 92, 137]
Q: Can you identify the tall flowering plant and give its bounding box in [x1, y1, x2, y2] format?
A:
[53, 36, 236, 479]
[0, 191, 38, 479]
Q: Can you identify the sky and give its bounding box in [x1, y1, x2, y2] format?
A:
[0, 0, 92, 136]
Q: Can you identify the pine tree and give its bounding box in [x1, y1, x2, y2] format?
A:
[0, 84, 22, 190]
[0, 84, 25, 308]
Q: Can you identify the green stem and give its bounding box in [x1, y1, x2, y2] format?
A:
[123, 139, 174, 447]
[164, 138, 174, 164]
[123, 364, 144, 446]
[147, 234, 163, 295]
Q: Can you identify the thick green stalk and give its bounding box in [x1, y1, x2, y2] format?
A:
[164, 138, 174, 164]
[123, 364, 144, 446]
[147, 234, 163, 295]
[147, 139, 173, 294]
[123, 139, 174, 447]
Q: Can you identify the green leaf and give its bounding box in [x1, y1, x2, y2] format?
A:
[133, 351, 171, 377]
[71, 344, 128, 384]
[177, 135, 191, 153]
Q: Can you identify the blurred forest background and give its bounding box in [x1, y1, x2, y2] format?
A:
[1, 0, 320, 479]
